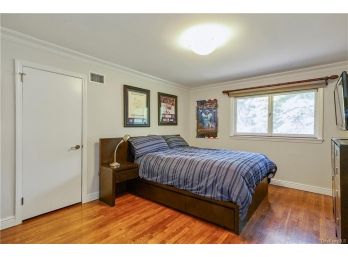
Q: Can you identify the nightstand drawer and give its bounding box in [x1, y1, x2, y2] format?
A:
[115, 168, 138, 183]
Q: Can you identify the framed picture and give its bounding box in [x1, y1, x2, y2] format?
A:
[158, 92, 178, 125]
[124, 85, 150, 127]
[196, 99, 218, 138]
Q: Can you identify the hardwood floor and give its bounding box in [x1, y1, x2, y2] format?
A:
[0, 185, 336, 244]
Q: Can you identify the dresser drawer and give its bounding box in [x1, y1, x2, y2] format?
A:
[115, 168, 138, 183]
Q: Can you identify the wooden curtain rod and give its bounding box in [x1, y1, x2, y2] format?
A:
[222, 74, 339, 95]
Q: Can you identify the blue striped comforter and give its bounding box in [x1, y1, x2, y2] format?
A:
[136, 147, 277, 220]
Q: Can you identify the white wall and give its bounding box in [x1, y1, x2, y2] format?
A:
[0, 30, 190, 221]
[189, 61, 348, 194]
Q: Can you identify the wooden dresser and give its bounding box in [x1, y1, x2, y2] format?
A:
[331, 138, 348, 243]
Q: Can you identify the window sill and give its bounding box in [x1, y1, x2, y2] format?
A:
[230, 135, 324, 144]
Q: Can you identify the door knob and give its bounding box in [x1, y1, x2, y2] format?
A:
[70, 145, 81, 150]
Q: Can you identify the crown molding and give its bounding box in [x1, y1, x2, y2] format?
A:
[190, 60, 348, 91]
[2, 27, 347, 93]
[0, 27, 188, 91]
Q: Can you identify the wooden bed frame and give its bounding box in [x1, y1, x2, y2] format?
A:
[99, 137, 269, 234]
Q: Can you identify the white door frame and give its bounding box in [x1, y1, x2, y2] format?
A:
[14, 59, 88, 226]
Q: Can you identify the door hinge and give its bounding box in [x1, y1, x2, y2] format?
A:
[21, 197, 24, 205]
[19, 72, 26, 83]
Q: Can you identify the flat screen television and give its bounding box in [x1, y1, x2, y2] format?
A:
[334, 71, 348, 130]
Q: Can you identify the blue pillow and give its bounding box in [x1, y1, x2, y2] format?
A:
[162, 135, 189, 148]
[128, 135, 169, 159]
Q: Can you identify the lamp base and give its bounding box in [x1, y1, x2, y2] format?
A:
[109, 162, 120, 168]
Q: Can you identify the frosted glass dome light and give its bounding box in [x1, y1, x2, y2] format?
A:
[179, 24, 231, 55]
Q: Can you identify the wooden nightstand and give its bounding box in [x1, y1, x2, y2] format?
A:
[99, 162, 139, 206]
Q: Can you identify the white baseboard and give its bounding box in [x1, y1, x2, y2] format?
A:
[82, 192, 99, 203]
[271, 179, 332, 196]
[1, 193, 100, 230]
[0, 216, 20, 230]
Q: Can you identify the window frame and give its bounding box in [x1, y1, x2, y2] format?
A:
[230, 88, 323, 140]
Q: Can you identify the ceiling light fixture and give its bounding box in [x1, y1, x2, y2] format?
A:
[179, 24, 231, 56]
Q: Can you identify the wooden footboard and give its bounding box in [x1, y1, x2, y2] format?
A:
[129, 177, 269, 234]
[242, 177, 269, 229]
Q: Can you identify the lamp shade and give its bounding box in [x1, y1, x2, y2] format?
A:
[122, 134, 131, 142]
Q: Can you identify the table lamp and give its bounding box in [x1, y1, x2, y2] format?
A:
[109, 134, 131, 168]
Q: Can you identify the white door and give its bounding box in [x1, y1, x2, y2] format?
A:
[22, 66, 82, 220]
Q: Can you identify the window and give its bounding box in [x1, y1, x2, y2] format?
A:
[236, 95, 268, 134]
[232, 89, 323, 139]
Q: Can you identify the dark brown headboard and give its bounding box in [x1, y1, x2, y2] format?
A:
[99, 138, 133, 167]
[99, 134, 181, 167]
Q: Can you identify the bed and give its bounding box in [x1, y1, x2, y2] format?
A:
[99, 135, 277, 234]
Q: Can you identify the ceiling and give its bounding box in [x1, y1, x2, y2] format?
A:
[1, 14, 347, 87]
